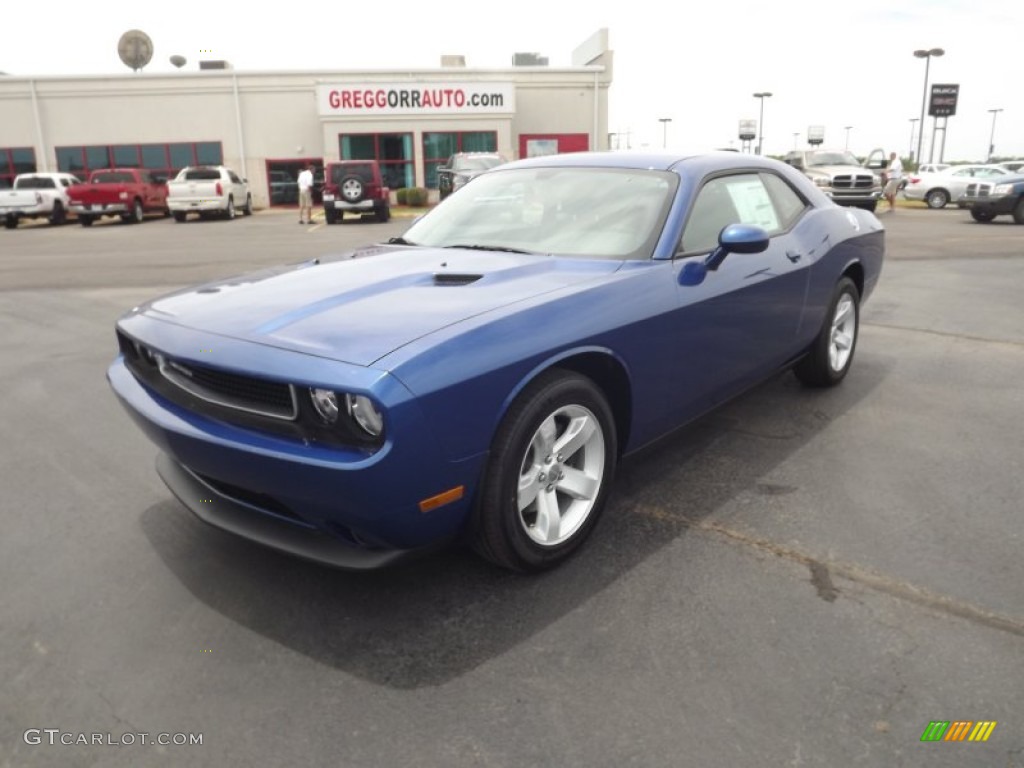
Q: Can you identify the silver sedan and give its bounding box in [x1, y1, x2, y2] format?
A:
[902, 164, 1012, 209]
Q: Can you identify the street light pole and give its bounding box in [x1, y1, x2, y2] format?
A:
[793, 132, 799, 149]
[908, 118, 919, 162]
[658, 118, 672, 149]
[913, 48, 944, 168]
[753, 92, 772, 155]
[844, 126, 853, 150]
[987, 108, 1003, 162]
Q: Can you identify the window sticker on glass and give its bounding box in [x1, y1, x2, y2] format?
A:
[725, 178, 779, 231]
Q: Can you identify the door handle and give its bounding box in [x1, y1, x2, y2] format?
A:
[786, 250, 802, 263]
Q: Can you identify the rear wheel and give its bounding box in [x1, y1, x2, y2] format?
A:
[124, 199, 144, 223]
[925, 189, 949, 209]
[49, 201, 66, 225]
[3, 215, 16, 229]
[970, 209, 996, 223]
[469, 370, 617, 572]
[224, 196, 235, 220]
[243, 194, 253, 216]
[375, 203, 391, 223]
[324, 208, 339, 225]
[1013, 198, 1024, 225]
[79, 216, 94, 227]
[173, 211, 187, 223]
[794, 277, 860, 387]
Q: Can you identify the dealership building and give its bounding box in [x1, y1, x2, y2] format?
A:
[0, 30, 612, 207]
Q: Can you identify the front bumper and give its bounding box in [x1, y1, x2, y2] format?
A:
[107, 335, 482, 567]
[823, 190, 881, 206]
[960, 193, 1017, 216]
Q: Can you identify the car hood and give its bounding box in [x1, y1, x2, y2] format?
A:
[804, 164, 874, 176]
[133, 245, 623, 367]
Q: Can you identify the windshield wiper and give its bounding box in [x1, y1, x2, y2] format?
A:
[387, 236, 417, 245]
[444, 243, 535, 254]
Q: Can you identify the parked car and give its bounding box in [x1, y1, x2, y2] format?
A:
[959, 174, 1024, 223]
[321, 160, 390, 223]
[997, 160, 1024, 174]
[901, 164, 1012, 209]
[66, 169, 169, 226]
[782, 149, 883, 211]
[167, 165, 252, 222]
[0, 172, 82, 228]
[916, 163, 951, 174]
[107, 151, 884, 573]
[437, 152, 507, 199]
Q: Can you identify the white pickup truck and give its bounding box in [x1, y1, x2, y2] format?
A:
[166, 165, 252, 222]
[1, 172, 82, 228]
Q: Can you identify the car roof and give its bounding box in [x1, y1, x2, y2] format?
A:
[504, 150, 780, 174]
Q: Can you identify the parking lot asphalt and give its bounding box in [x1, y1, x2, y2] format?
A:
[2, 207, 1022, 767]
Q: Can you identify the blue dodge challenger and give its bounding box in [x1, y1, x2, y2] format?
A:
[108, 151, 884, 572]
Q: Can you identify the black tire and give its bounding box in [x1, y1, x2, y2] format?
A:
[862, 201, 878, 213]
[925, 189, 949, 209]
[970, 209, 996, 223]
[224, 196, 235, 220]
[794, 277, 860, 387]
[173, 211, 187, 223]
[324, 208, 339, 225]
[375, 203, 391, 223]
[49, 201, 66, 225]
[340, 175, 364, 203]
[243, 194, 253, 216]
[1013, 198, 1024, 225]
[469, 370, 617, 572]
[79, 216, 94, 227]
[127, 199, 144, 223]
[3, 216, 16, 230]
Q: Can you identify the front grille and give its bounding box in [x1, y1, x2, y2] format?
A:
[966, 183, 990, 198]
[159, 359, 297, 420]
[832, 174, 875, 190]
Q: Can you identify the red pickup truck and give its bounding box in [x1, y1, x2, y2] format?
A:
[67, 169, 169, 226]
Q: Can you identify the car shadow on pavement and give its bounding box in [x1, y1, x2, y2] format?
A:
[139, 359, 888, 690]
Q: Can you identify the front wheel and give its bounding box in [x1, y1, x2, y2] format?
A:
[79, 216, 94, 227]
[243, 195, 253, 216]
[970, 209, 996, 223]
[3, 215, 16, 229]
[470, 370, 617, 572]
[224, 197, 235, 220]
[173, 211, 187, 223]
[926, 189, 949, 209]
[793, 277, 860, 387]
[1013, 198, 1024, 225]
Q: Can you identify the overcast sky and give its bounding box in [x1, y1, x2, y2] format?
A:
[5, 0, 1022, 161]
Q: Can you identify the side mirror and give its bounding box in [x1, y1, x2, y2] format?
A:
[681, 223, 770, 285]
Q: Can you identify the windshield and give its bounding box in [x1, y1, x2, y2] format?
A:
[402, 166, 678, 260]
[807, 151, 861, 167]
[455, 156, 505, 172]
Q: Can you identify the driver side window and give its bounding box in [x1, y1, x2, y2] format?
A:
[680, 173, 785, 254]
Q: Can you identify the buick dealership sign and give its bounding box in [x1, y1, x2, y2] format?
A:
[317, 82, 515, 116]
[929, 84, 959, 117]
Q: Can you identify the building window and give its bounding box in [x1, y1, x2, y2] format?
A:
[422, 131, 497, 188]
[56, 142, 223, 182]
[0, 147, 37, 188]
[339, 133, 413, 190]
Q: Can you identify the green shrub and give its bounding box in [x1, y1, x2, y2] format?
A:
[405, 187, 428, 207]
[395, 188, 408, 205]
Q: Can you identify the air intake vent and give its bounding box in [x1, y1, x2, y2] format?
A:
[433, 273, 482, 286]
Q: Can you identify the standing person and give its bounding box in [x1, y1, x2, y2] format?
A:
[883, 152, 903, 213]
[297, 162, 315, 224]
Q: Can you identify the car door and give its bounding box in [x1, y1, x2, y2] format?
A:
[228, 170, 246, 201]
[668, 170, 813, 414]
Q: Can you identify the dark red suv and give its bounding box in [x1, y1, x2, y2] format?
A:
[322, 161, 391, 223]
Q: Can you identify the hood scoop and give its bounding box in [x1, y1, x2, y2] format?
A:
[433, 273, 482, 286]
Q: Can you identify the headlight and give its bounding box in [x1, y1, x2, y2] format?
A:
[346, 394, 384, 437]
[812, 177, 831, 188]
[310, 388, 340, 423]
[992, 184, 1012, 195]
